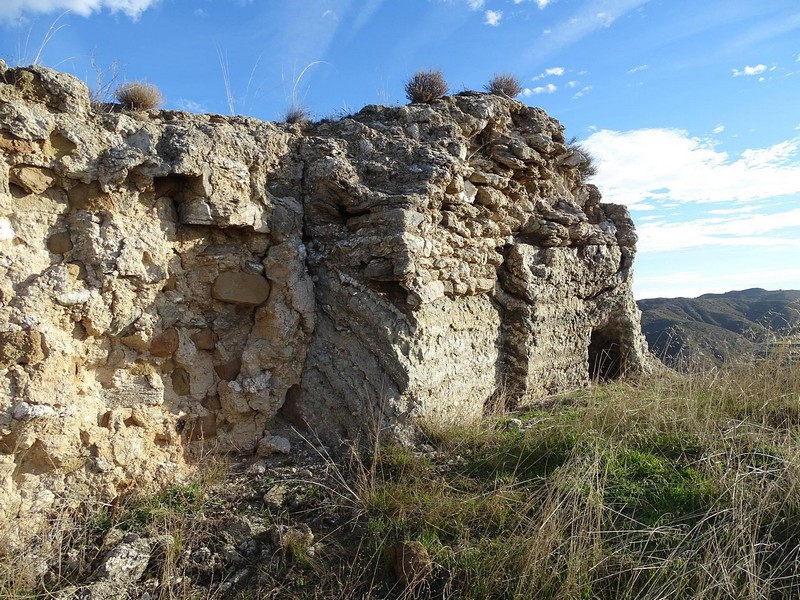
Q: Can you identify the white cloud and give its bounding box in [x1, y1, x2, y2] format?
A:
[467, 0, 484, 9]
[627, 64, 648, 74]
[712, 124, 725, 134]
[523, 83, 557, 95]
[484, 9, 502, 25]
[567, 80, 578, 87]
[584, 128, 800, 209]
[536, 0, 551, 7]
[0, 0, 159, 20]
[532, 66, 564, 80]
[732, 64, 767, 77]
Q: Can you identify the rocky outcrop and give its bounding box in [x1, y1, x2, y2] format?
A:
[0, 63, 649, 549]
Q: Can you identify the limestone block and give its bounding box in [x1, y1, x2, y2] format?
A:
[212, 272, 271, 306]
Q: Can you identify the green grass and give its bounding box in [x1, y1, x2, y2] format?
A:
[3, 348, 800, 598]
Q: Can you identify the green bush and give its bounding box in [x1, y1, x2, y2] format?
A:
[115, 80, 163, 111]
[404, 69, 448, 104]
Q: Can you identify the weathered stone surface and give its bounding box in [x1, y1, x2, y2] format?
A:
[0, 329, 44, 367]
[212, 272, 271, 306]
[94, 535, 152, 582]
[0, 65, 650, 551]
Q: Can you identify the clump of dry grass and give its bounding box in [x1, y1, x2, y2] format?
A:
[283, 104, 312, 124]
[485, 73, 522, 97]
[404, 69, 448, 104]
[115, 80, 163, 111]
[567, 135, 598, 178]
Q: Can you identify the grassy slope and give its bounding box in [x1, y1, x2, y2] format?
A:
[3, 349, 800, 599]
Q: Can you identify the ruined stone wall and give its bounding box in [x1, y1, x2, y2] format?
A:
[0, 64, 649, 548]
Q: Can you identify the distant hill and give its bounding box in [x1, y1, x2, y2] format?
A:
[637, 288, 800, 366]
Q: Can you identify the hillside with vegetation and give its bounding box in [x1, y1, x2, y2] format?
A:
[638, 288, 800, 366]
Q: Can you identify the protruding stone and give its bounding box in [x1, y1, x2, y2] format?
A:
[56, 290, 90, 306]
[94, 536, 152, 583]
[214, 358, 241, 381]
[212, 272, 270, 306]
[387, 541, 432, 588]
[191, 328, 216, 351]
[256, 435, 291, 457]
[9, 166, 56, 195]
[149, 327, 179, 357]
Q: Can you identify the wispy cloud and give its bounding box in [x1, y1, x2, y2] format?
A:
[732, 63, 767, 77]
[526, 0, 651, 61]
[536, 0, 552, 8]
[523, 83, 557, 95]
[627, 64, 648, 74]
[344, 0, 385, 39]
[585, 128, 800, 209]
[467, 0, 484, 9]
[0, 0, 160, 20]
[635, 265, 800, 299]
[712, 124, 725, 134]
[175, 98, 208, 113]
[573, 85, 592, 98]
[485, 9, 502, 25]
[636, 209, 800, 253]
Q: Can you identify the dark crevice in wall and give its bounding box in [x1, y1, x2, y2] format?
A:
[588, 327, 623, 381]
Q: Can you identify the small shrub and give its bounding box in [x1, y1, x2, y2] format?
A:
[404, 69, 448, 104]
[114, 80, 163, 111]
[485, 73, 522, 98]
[284, 104, 312, 124]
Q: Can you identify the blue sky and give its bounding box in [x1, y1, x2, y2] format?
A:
[1, 0, 799, 299]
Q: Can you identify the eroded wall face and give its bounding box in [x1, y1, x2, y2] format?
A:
[0, 65, 315, 548]
[0, 65, 650, 548]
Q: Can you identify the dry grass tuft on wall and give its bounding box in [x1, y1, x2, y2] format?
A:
[115, 80, 163, 111]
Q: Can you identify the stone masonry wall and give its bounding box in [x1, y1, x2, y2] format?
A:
[0, 64, 649, 549]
